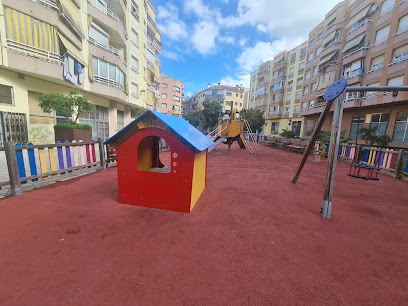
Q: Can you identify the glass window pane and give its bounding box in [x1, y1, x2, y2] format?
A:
[99, 60, 108, 78]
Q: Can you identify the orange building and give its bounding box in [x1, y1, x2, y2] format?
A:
[157, 75, 184, 115]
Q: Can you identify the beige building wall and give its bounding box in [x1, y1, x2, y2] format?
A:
[0, 0, 161, 143]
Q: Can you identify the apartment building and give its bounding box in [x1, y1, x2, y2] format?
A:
[0, 0, 161, 145]
[250, 0, 408, 148]
[157, 75, 184, 115]
[184, 84, 247, 114]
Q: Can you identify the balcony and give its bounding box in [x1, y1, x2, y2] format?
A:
[343, 68, 364, 84]
[155, 58, 161, 68]
[320, 40, 341, 58]
[88, 36, 126, 65]
[266, 112, 283, 120]
[273, 74, 286, 82]
[88, 0, 126, 40]
[346, 18, 372, 40]
[273, 60, 287, 70]
[271, 86, 285, 93]
[388, 54, 408, 74]
[146, 60, 155, 72]
[269, 101, 283, 107]
[342, 47, 368, 65]
[393, 26, 408, 44]
[153, 38, 162, 53]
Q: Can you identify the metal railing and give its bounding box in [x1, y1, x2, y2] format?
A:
[88, 36, 126, 64]
[372, 36, 389, 47]
[6, 39, 63, 64]
[94, 75, 126, 93]
[389, 53, 408, 65]
[376, 6, 394, 19]
[322, 39, 341, 51]
[394, 25, 408, 36]
[32, 0, 60, 12]
[368, 62, 384, 72]
[347, 18, 372, 35]
[343, 46, 368, 58]
[89, 0, 126, 36]
[343, 68, 363, 79]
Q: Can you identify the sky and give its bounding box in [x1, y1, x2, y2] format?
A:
[152, 0, 341, 97]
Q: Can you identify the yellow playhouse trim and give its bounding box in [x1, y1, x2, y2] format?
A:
[190, 150, 207, 211]
[239, 134, 248, 149]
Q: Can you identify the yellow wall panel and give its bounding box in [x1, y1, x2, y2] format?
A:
[190, 150, 207, 211]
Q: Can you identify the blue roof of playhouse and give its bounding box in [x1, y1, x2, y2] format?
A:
[104, 110, 214, 152]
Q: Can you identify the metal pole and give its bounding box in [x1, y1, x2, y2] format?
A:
[4, 142, 22, 196]
[346, 86, 408, 92]
[321, 91, 346, 219]
[291, 98, 336, 183]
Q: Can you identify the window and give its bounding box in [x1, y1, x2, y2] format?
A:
[374, 25, 390, 45]
[289, 67, 295, 76]
[387, 75, 404, 86]
[370, 54, 384, 72]
[294, 106, 300, 113]
[131, 83, 138, 98]
[92, 57, 125, 90]
[303, 86, 309, 95]
[298, 62, 305, 71]
[235, 102, 238, 105]
[162, 83, 168, 88]
[295, 92, 302, 100]
[397, 15, 408, 35]
[0, 85, 14, 105]
[311, 82, 318, 92]
[285, 107, 290, 115]
[288, 80, 293, 88]
[172, 105, 180, 111]
[117, 110, 124, 131]
[307, 52, 313, 63]
[379, 0, 395, 16]
[302, 102, 307, 111]
[370, 113, 390, 136]
[367, 82, 380, 98]
[309, 100, 315, 109]
[226, 92, 232, 96]
[271, 122, 279, 134]
[240, 103, 242, 107]
[173, 86, 180, 93]
[286, 93, 292, 102]
[316, 47, 322, 57]
[297, 77, 303, 87]
[161, 103, 167, 108]
[391, 44, 408, 64]
[292, 121, 302, 136]
[305, 70, 311, 79]
[393, 112, 408, 142]
[79, 105, 109, 140]
[290, 53, 296, 62]
[300, 47, 306, 57]
[131, 56, 138, 72]
[305, 120, 314, 136]
[131, 0, 139, 19]
[313, 65, 319, 75]
[309, 38, 314, 46]
[172, 95, 180, 102]
[236, 93, 238, 97]
[349, 116, 365, 140]
[162, 93, 167, 98]
[131, 29, 138, 46]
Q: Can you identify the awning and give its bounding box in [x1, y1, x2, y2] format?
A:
[346, 5, 371, 28]
[319, 50, 338, 66]
[342, 33, 365, 53]
[275, 54, 284, 62]
[323, 30, 337, 45]
[325, 11, 337, 25]
[4, 7, 60, 63]
[58, 33, 86, 65]
[59, 0, 84, 37]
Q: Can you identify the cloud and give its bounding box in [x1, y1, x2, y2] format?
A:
[219, 73, 251, 88]
[218, 35, 235, 45]
[238, 38, 246, 47]
[161, 50, 183, 61]
[191, 21, 220, 55]
[156, 3, 188, 42]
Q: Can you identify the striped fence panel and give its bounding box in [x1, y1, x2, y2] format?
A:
[337, 143, 356, 161]
[360, 146, 399, 171]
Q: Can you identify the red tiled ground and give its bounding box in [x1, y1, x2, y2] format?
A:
[0, 143, 407, 305]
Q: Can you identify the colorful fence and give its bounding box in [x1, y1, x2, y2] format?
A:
[1, 139, 106, 195]
[360, 146, 399, 171]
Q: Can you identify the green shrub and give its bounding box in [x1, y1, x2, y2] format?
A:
[279, 130, 297, 138]
[54, 123, 92, 131]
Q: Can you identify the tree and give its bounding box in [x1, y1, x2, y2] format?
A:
[202, 99, 222, 130]
[317, 130, 350, 143]
[183, 110, 204, 129]
[39, 88, 95, 124]
[279, 129, 297, 138]
[240, 109, 265, 133]
[132, 107, 147, 118]
[360, 126, 392, 147]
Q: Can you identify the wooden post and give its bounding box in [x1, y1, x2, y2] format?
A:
[291, 98, 336, 183]
[98, 138, 106, 170]
[4, 142, 22, 196]
[393, 149, 405, 179]
[354, 144, 362, 164]
[321, 92, 346, 219]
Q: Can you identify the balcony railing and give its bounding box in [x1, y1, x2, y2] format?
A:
[372, 36, 389, 47]
[368, 62, 384, 72]
[347, 18, 372, 35]
[94, 75, 126, 93]
[343, 68, 363, 78]
[322, 39, 341, 51]
[88, 36, 126, 65]
[32, 0, 60, 12]
[272, 86, 285, 92]
[6, 39, 62, 64]
[89, 0, 126, 36]
[390, 53, 408, 65]
[377, 6, 394, 19]
[343, 46, 368, 58]
[274, 60, 287, 67]
[393, 26, 408, 36]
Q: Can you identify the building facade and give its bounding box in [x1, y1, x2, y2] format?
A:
[250, 0, 408, 148]
[184, 84, 247, 114]
[157, 75, 184, 115]
[0, 0, 161, 145]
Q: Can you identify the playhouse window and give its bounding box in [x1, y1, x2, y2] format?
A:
[137, 136, 171, 173]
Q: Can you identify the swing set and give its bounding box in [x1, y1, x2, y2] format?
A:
[291, 79, 408, 219]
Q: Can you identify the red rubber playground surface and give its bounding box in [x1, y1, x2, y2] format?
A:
[0, 143, 408, 305]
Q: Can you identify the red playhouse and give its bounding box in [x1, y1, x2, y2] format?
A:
[104, 110, 215, 213]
